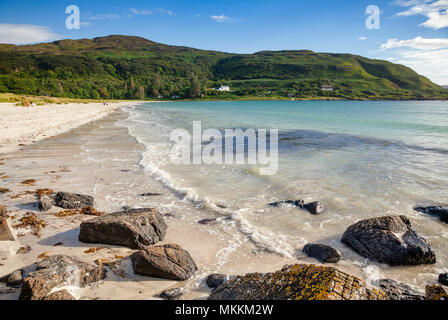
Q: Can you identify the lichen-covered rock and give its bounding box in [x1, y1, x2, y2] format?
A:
[425, 284, 448, 300]
[55, 192, 94, 209]
[376, 279, 424, 300]
[414, 206, 448, 223]
[0, 218, 14, 241]
[19, 255, 106, 300]
[160, 287, 186, 300]
[132, 243, 197, 281]
[341, 215, 436, 266]
[206, 274, 228, 289]
[79, 208, 167, 249]
[439, 273, 448, 286]
[0, 269, 24, 287]
[43, 289, 75, 300]
[208, 264, 388, 300]
[303, 243, 342, 263]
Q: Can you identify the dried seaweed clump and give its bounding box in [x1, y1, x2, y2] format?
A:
[36, 188, 53, 198]
[21, 179, 36, 186]
[0, 188, 10, 194]
[54, 206, 103, 218]
[13, 212, 47, 237]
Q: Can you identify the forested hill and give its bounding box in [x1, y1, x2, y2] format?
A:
[0, 35, 446, 100]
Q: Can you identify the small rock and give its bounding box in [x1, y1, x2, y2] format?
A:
[141, 192, 163, 197]
[438, 273, 448, 286]
[0, 269, 24, 287]
[303, 201, 325, 214]
[426, 284, 448, 300]
[206, 274, 228, 289]
[376, 279, 424, 300]
[341, 215, 436, 266]
[268, 200, 304, 208]
[0, 218, 14, 241]
[303, 243, 342, 263]
[198, 218, 216, 225]
[19, 255, 106, 300]
[132, 243, 197, 281]
[79, 208, 167, 249]
[55, 192, 94, 209]
[43, 289, 75, 300]
[414, 206, 448, 223]
[160, 287, 186, 300]
[122, 206, 131, 211]
[38, 194, 55, 212]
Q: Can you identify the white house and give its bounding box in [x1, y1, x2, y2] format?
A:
[321, 85, 334, 91]
[217, 85, 230, 92]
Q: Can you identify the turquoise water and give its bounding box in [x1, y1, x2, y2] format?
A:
[122, 100, 448, 284]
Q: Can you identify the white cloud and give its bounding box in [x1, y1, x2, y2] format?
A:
[359, 36, 368, 40]
[0, 24, 60, 44]
[156, 8, 173, 16]
[211, 14, 232, 23]
[394, 0, 448, 29]
[381, 36, 448, 50]
[129, 8, 153, 15]
[380, 36, 448, 84]
[87, 13, 119, 20]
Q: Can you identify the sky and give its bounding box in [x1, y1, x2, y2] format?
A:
[0, 0, 447, 84]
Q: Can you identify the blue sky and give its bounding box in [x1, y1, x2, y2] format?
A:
[0, 0, 447, 84]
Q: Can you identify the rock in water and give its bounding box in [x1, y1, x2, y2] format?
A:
[303, 201, 325, 214]
[19, 255, 106, 300]
[208, 264, 388, 300]
[414, 206, 448, 223]
[79, 208, 167, 249]
[376, 279, 424, 300]
[131, 243, 197, 281]
[206, 274, 228, 289]
[341, 215, 436, 266]
[160, 287, 186, 300]
[426, 284, 448, 300]
[438, 273, 448, 286]
[55, 192, 94, 209]
[0, 218, 14, 241]
[303, 243, 342, 263]
[0, 269, 24, 287]
[268, 200, 304, 207]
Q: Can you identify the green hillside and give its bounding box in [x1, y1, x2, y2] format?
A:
[0, 35, 446, 100]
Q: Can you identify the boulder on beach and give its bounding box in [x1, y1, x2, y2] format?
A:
[19, 255, 107, 300]
[425, 284, 448, 300]
[208, 264, 388, 300]
[438, 273, 448, 286]
[303, 243, 342, 263]
[376, 279, 424, 300]
[0, 269, 24, 287]
[43, 289, 75, 300]
[160, 286, 186, 300]
[0, 218, 14, 241]
[55, 192, 94, 209]
[79, 208, 167, 249]
[341, 215, 436, 266]
[414, 206, 448, 223]
[206, 274, 228, 289]
[38, 194, 55, 211]
[131, 243, 197, 281]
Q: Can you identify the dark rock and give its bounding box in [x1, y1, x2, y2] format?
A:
[268, 200, 304, 208]
[206, 274, 228, 289]
[79, 208, 167, 249]
[141, 192, 163, 197]
[42, 289, 75, 300]
[38, 194, 55, 211]
[303, 243, 342, 263]
[376, 279, 424, 300]
[303, 201, 325, 214]
[208, 264, 388, 300]
[0, 269, 24, 287]
[216, 204, 227, 209]
[426, 284, 448, 300]
[55, 192, 94, 209]
[438, 273, 448, 286]
[341, 215, 436, 266]
[160, 287, 186, 300]
[122, 206, 131, 211]
[19, 255, 106, 300]
[414, 206, 448, 223]
[0, 218, 14, 241]
[0, 205, 7, 217]
[198, 218, 216, 225]
[132, 243, 197, 281]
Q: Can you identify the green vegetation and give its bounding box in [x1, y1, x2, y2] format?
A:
[0, 35, 446, 100]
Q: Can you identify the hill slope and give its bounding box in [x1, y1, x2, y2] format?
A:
[0, 35, 446, 100]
